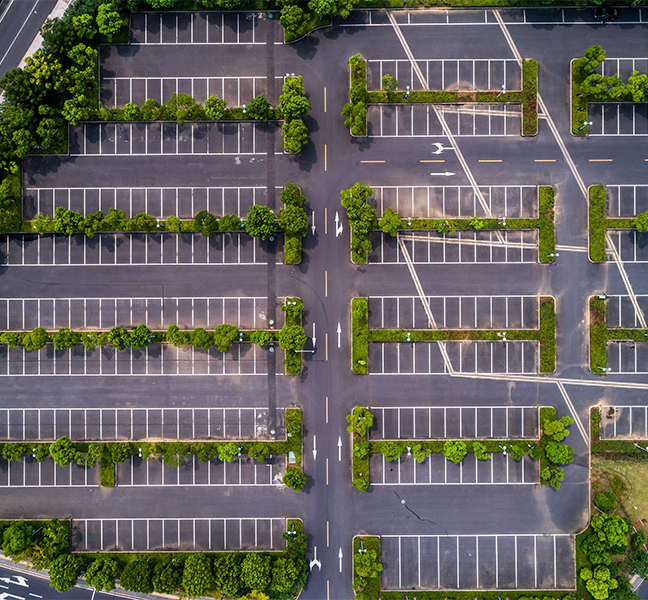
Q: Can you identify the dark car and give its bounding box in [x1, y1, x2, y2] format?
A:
[593, 7, 620, 22]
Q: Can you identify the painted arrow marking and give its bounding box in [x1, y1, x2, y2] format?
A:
[310, 546, 322, 571]
[335, 211, 343, 237]
[311, 210, 316, 235]
[0, 593, 26, 600]
[337, 323, 341, 348]
[338, 547, 343, 572]
[0, 578, 27, 588]
[313, 435, 317, 460]
[430, 172, 455, 177]
[312, 322, 316, 349]
[338, 437, 342, 461]
[432, 142, 454, 154]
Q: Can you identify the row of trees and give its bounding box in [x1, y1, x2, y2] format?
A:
[1, 518, 307, 597]
[280, 76, 310, 153]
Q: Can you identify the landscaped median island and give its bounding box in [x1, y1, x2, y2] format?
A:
[343, 54, 538, 136]
[348, 406, 574, 492]
[572, 45, 648, 136]
[588, 184, 648, 263]
[0, 517, 308, 597]
[351, 296, 556, 374]
[0, 407, 305, 490]
[0, 297, 308, 376]
[340, 183, 556, 264]
[589, 296, 648, 374]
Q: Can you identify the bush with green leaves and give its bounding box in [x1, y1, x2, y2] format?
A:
[205, 95, 226, 120]
[106, 326, 129, 351]
[631, 549, 648, 578]
[213, 553, 243, 597]
[152, 559, 182, 595]
[378, 207, 405, 237]
[0, 332, 21, 346]
[412, 443, 431, 463]
[271, 556, 304, 592]
[52, 327, 81, 350]
[120, 559, 153, 594]
[580, 565, 618, 600]
[281, 183, 306, 207]
[190, 327, 212, 351]
[109, 442, 132, 464]
[245, 205, 276, 240]
[353, 547, 383, 592]
[23, 327, 49, 351]
[241, 553, 271, 591]
[282, 118, 309, 154]
[443, 440, 468, 464]
[84, 558, 117, 592]
[2, 521, 34, 558]
[283, 468, 306, 491]
[50, 436, 80, 467]
[380, 441, 403, 462]
[632, 530, 647, 550]
[591, 513, 629, 549]
[279, 204, 308, 237]
[250, 330, 275, 346]
[167, 324, 191, 347]
[473, 441, 490, 460]
[128, 324, 152, 349]
[193, 210, 219, 237]
[49, 554, 85, 593]
[595, 491, 618, 514]
[340, 183, 377, 261]
[213, 323, 240, 353]
[278, 324, 307, 351]
[182, 553, 213, 598]
[247, 94, 273, 120]
[347, 407, 374, 438]
[96, 3, 122, 36]
[218, 442, 240, 463]
[2, 443, 25, 462]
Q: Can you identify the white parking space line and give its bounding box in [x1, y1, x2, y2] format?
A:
[0, 406, 277, 441]
[603, 295, 648, 374]
[605, 295, 648, 329]
[369, 341, 538, 375]
[367, 58, 520, 92]
[371, 185, 537, 219]
[0, 456, 99, 488]
[368, 295, 539, 330]
[1, 232, 280, 267]
[0, 296, 268, 331]
[367, 104, 521, 137]
[369, 231, 537, 264]
[588, 103, 648, 136]
[24, 186, 267, 219]
[605, 184, 648, 217]
[380, 533, 573, 590]
[72, 517, 287, 552]
[600, 405, 648, 439]
[131, 12, 266, 45]
[369, 405, 539, 440]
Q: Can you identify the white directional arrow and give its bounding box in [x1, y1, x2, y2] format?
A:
[0, 577, 27, 588]
[430, 172, 455, 177]
[338, 547, 343, 572]
[338, 436, 342, 461]
[312, 435, 317, 460]
[310, 546, 322, 571]
[337, 323, 341, 348]
[312, 322, 316, 348]
[432, 142, 454, 154]
[335, 211, 344, 237]
[0, 593, 26, 600]
[311, 210, 316, 235]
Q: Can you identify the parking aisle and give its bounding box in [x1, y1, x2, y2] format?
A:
[72, 517, 287, 552]
[380, 533, 574, 590]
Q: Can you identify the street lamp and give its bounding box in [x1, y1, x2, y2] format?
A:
[242, 104, 247, 114]
[405, 85, 410, 98]
[578, 121, 593, 131]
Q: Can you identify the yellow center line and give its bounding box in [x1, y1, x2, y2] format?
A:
[324, 145, 327, 171]
[327, 521, 330, 546]
[325, 397, 329, 423]
[420, 160, 445, 163]
[325, 270, 328, 297]
[360, 160, 386, 163]
[324, 208, 328, 235]
[534, 159, 556, 163]
[326, 458, 329, 485]
[327, 580, 330, 600]
[325, 334, 328, 361]
[589, 159, 613, 162]
[324, 87, 327, 113]
[478, 159, 502, 163]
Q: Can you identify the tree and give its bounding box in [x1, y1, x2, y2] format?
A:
[54, 207, 82, 235]
[194, 210, 219, 236]
[218, 214, 243, 231]
[279, 6, 305, 37]
[381, 74, 398, 95]
[628, 70, 648, 102]
[575, 45, 606, 79]
[109, 443, 132, 464]
[165, 215, 181, 232]
[635, 210, 648, 232]
[152, 559, 182, 594]
[354, 548, 383, 592]
[50, 436, 80, 466]
[280, 93, 310, 120]
[443, 440, 468, 464]
[23, 327, 49, 351]
[281, 183, 306, 207]
[217, 442, 240, 463]
[580, 565, 618, 600]
[245, 205, 276, 239]
[213, 323, 240, 353]
[84, 558, 117, 592]
[545, 441, 574, 465]
[213, 553, 243, 597]
[412, 443, 431, 463]
[205, 96, 226, 120]
[120, 559, 153, 593]
[49, 554, 84, 593]
[241, 553, 271, 591]
[278, 325, 306, 350]
[182, 554, 213, 598]
[0, 332, 21, 346]
[106, 326, 129, 351]
[51, 328, 80, 350]
[123, 103, 140, 120]
[346, 406, 374, 437]
[282, 118, 308, 153]
[167, 325, 190, 347]
[271, 557, 303, 592]
[31, 518, 69, 570]
[36, 117, 66, 153]
[283, 468, 306, 491]
[279, 204, 308, 237]
[542, 415, 573, 441]
[380, 441, 403, 462]
[96, 3, 122, 36]
[340, 183, 377, 238]
[62, 94, 94, 125]
[247, 95, 273, 120]
[472, 441, 490, 460]
[2, 443, 25, 462]
[72, 14, 96, 40]
[191, 327, 212, 351]
[631, 549, 648, 578]
[378, 207, 405, 236]
[128, 324, 152, 349]
[591, 513, 629, 549]
[2, 521, 34, 558]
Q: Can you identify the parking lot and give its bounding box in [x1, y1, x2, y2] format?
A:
[369, 406, 539, 440]
[370, 451, 538, 486]
[368, 340, 538, 375]
[606, 230, 648, 263]
[604, 184, 648, 217]
[603, 295, 648, 328]
[0, 407, 278, 441]
[71, 517, 287, 552]
[0, 457, 98, 487]
[368, 295, 539, 330]
[600, 405, 648, 440]
[380, 533, 574, 590]
[370, 185, 537, 219]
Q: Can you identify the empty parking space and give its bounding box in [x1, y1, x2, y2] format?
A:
[370, 451, 538, 485]
[23, 186, 267, 220]
[604, 295, 648, 328]
[367, 59, 520, 92]
[600, 405, 648, 439]
[368, 230, 538, 264]
[368, 295, 539, 330]
[367, 104, 521, 137]
[0, 457, 98, 487]
[69, 122, 272, 156]
[0, 407, 277, 441]
[371, 185, 537, 219]
[129, 12, 273, 45]
[605, 296, 648, 373]
[101, 76, 281, 109]
[380, 533, 574, 590]
[71, 517, 286, 552]
[369, 406, 539, 440]
[588, 103, 648, 136]
[0, 233, 277, 266]
[0, 296, 269, 331]
[605, 185, 648, 218]
[368, 341, 538, 375]
[116, 454, 283, 487]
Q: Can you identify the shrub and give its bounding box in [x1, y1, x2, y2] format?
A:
[218, 214, 243, 231]
[250, 330, 275, 345]
[283, 468, 306, 491]
[152, 559, 182, 595]
[443, 440, 468, 464]
[632, 531, 647, 550]
[182, 554, 213, 598]
[205, 96, 226, 120]
[128, 324, 152, 349]
[167, 324, 190, 347]
[193, 210, 219, 236]
[245, 205, 276, 240]
[282, 118, 308, 154]
[380, 441, 403, 462]
[595, 491, 618, 514]
[213, 553, 243, 597]
[213, 323, 240, 353]
[247, 94, 273, 120]
[85, 558, 117, 592]
[190, 327, 212, 351]
[106, 326, 129, 351]
[241, 553, 271, 591]
[0, 332, 21, 346]
[346, 406, 373, 438]
[281, 183, 306, 207]
[378, 207, 404, 236]
[120, 559, 153, 594]
[2, 521, 34, 558]
[51, 328, 81, 350]
[108, 442, 132, 464]
[278, 325, 306, 350]
[279, 204, 308, 237]
[23, 327, 49, 351]
[50, 436, 80, 467]
[49, 554, 85, 593]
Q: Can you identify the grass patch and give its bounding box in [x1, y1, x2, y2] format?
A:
[284, 233, 302, 264]
[538, 297, 556, 373]
[590, 296, 608, 373]
[100, 451, 115, 487]
[589, 185, 607, 262]
[351, 298, 369, 374]
[538, 186, 555, 262]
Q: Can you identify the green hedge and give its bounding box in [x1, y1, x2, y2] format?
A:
[343, 54, 368, 136]
[353, 536, 381, 599]
[538, 186, 556, 262]
[589, 185, 607, 262]
[282, 298, 304, 377]
[351, 298, 369, 374]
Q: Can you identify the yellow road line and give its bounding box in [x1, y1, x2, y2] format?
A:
[324, 87, 327, 113]
[589, 159, 613, 162]
[327, 521, 330, 547]
[420, 160, 444, 163]
[534, 159, 556, 162]
[326, 397, 329, 423]
[324, 207, 327, 235]
[327, 580, 330, 600]
[478, 159, 502, 163]
[326, 458, 329, 485]
[360, 160, 385, 163]
[325, 334, 328, 361]
[325, 270, 328, 297]
[324, 145, 327, 171]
